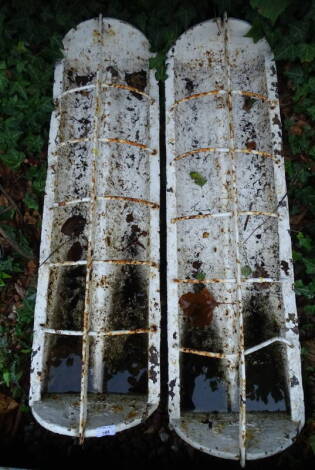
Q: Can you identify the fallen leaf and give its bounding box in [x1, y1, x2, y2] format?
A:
[179, 287, 218, 327]
[67, 241, 83, 261]
[0, 394, 18, 415]
[61, 215, 86, 237]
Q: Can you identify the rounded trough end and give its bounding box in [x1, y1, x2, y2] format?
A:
[171, 414, 239, 461]
[171, 412, 301, 463]
[31, 402, 79, 437]
[62, 17, 152, 63]
[31, 394, 158, 438]
[166, 17, 271, 64]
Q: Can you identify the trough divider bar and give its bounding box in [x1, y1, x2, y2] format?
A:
[78, 61, 102, 441]
[147, 68, 161, 406]
[223, 16, 246, 466]
[42, 327, 156, 337]
[169, 88, 278, 109]
[166, 48, 181, 420]
[174, 147, 275, 162]
[171, 210, 278, 223]
[52, 196, 159, 208]
[180, 336, 294, 360]
[58, 82, 154, 102]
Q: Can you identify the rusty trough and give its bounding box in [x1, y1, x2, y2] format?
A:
[166, 17, 304, 466]
[29, 16, 160, 440]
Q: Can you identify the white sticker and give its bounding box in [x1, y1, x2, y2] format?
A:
[96, 425, 116, 437]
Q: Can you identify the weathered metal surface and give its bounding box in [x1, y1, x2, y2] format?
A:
[29, 16, 160, 439]
[166, 16, 304, 466]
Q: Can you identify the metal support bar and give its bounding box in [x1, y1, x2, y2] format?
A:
[52, 195, 159, 209]
[169, 88, 278, 110]
[58, 137, 156, 154]
[171, 210, 277, 223]
[244, 337, 293, 356]
[223, 16, 246, 466]
[57, 82, 154, 102]
[78, 62, 102, 442]
[174, 146, 275, 162]
[42, 327, 156, 337]
[180, 347, 236, 360]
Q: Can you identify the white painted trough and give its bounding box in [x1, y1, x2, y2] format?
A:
[166, 17, 304, 466]
[29, 16, 160, 440]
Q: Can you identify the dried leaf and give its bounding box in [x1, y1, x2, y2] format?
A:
[0, 393, 18, 415]
[67, 241, 83, 261]
[179, 287, 218, 327]
[61, 215, 86, 237]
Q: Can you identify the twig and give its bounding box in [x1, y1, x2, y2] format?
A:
[0, 183, 22, 217]
[38, 240, 67, 268]
[242, 192, 287, 244]
[0, 226, 33, 259]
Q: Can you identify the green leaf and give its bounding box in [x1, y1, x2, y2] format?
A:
[297, 232, 313, 252]
[294, 279, 315, 299]
[309, 434, 315, 454]
[195, 272, 206, 281]
[241, 265, 252, 277]
[304, 305, 315, 315]
[250, 0, 291, 24]
[3, 370, 10, 387]
[284, 65, 305, 87]
[304, 258, 315, 275]
[24, 192, 39, 211]
[190, 171, 207, 187]
[297, 43, 315, 63]
[245, 21, 265, 43]
[0, 149, 25, 169]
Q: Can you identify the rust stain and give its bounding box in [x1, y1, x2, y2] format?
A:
[179, 287, 218, 327]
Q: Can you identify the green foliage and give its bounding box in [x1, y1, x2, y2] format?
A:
[250, 0, 291, 24]
[0, 288, 35, 396]
[0, 257, 22, 287]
